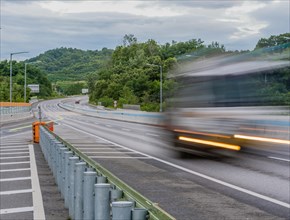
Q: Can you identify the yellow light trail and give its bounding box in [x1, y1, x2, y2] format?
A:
[178, 136, 241, 151]
[234, 134, 290, 145]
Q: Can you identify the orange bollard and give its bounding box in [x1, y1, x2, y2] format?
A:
[46, 121, 54, 132]
[32, 121, 46, 143]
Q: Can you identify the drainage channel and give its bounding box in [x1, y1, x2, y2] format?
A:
[40, 125, 175, 220]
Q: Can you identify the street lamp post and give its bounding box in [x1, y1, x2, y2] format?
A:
[147, 63, 163, 112]
[10, 51, 29, 102]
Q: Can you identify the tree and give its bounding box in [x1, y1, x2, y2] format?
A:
[123, 34, 137, 47]
[255, 33, 290, 49]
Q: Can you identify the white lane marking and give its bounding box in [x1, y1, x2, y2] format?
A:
[0, 156, 30, 160]
[84, 151, 137, 154]
[0, 189, 33, 195]
[90, 156, 150, 159]
[29, 144, 45, 220]
[0, 177, 31, 182]
[0, 152, 29, 155]
[105, 125, 112, 127]
[145, 133, 159, 137]
[76, 148, 122, 150]
[63, 123, 290, 209]
[0, 207, 34, 215]
[0, 168, 31, 172]
[0, 161, 30, 165]
[268, 156, 290, 162]
[0, 148, 29, 152]
[121, 128, 131, 131]
[0, 130, 31, 139]
[0, 146, 28, 149]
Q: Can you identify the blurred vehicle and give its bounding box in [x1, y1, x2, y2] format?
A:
[75, 100, 80, 104]
[166, 53, 290, 157]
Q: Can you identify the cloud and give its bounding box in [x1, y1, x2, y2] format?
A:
[37, 1, 183, 17]
[1, 0, 289, 60]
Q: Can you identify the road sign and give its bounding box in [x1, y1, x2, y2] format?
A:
[28, 84, 39, 93]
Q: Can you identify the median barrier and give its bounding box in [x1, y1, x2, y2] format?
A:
[59, 103, 164, 125]
[0, 102, 33, 124]
[39, 125, 175, 220]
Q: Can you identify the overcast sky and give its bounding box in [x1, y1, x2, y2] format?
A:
[1, 0, 289, 61]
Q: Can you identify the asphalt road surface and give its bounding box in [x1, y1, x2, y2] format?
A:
[22, 98, 290, 219]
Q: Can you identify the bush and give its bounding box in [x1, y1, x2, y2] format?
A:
[141, 103, 159, 112]
[98, 96, 113, 107]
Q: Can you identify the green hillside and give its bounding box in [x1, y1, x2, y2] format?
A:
[28, 47, 113, 82]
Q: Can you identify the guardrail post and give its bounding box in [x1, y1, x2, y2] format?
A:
[60, 147, 68, 198]
[74, 162, 86, 220]
[83, 171, 97, 220]
[94, 183, 111, 220]
[51, 140, 61, 179]
[132, 208, 149, 220]
[112, 201, 133, 220]
[97, 175, 107, 183]
[54, 142, 62, 186]
[111, 188, 123, 202]
[58, 147, 67, 193]
[68, 156, 79, 219]
[64, 151, 73, 208]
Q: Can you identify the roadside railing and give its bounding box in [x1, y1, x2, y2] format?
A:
[0, 102, 31, 114]
[0, 102, 32, 123]
[39, 125, 175, 220]
[59, 102, 164, 125]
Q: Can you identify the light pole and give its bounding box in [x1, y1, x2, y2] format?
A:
[10, 51, 29, 102]
[24, 61, 41, 102]
[146, 63, 163, 112]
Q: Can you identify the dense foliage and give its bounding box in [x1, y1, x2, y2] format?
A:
[87, 35, 226, 111]
[1, 33, 288, 108]
[28, 47, 113, 83]
[255, 33, 290, 50]
[254, 33, 290, 105]
[54, 81, 87, 96]
[0, 60, 52, 102]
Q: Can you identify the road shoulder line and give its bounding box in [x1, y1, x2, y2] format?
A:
[29, 144, 46, 220]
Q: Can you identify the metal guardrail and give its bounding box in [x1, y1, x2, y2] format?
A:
[0, 102, 31, 115]
[59, 103, 164, 125]
[39, 125, 175, 220]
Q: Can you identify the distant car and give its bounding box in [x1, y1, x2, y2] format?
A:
[75, 100, 80, 104]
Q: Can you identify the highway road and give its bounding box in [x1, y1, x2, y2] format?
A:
[35, 98, 290, 219]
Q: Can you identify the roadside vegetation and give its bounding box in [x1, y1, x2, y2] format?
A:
[0, 33, 289, 108]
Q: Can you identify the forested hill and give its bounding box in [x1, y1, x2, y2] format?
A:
[28, 47, 113, 82]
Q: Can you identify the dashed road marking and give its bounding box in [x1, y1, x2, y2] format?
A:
[268, 156, 290, 162]
[0, 156, 30, 160]
[0, 177, 31, 182]
[0, 189, 33, 195]
[0, 168, 31, 172]
[0, 207, 34, 215]
[0, 148, 29, 152]
[90, 156, 150, 159]
[0, 161, 30, 165]
[0, 152, 29, 155]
